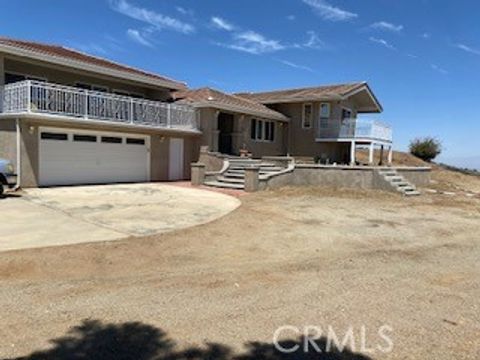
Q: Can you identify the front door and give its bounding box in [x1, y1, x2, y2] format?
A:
[169, 138, 184, 180]
[218, 112, 234, 155]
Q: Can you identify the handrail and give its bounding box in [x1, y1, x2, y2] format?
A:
[1, 80, 198, 131]
[316, 118, 392, 142]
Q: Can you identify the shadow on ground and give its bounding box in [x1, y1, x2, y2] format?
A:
[9, 319, 372, 360]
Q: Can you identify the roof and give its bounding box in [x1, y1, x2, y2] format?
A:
[235, 82, 382, 112]
[0, 37, 186, 90]
[172, 88, 289, 121]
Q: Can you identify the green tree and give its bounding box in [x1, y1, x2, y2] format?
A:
[409, 137, 442, 162]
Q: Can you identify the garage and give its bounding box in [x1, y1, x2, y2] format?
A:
[39, 127, 150, 186]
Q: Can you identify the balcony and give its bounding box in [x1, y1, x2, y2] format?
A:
[0, 80, 199, 132]
[316, 118, 392, 143]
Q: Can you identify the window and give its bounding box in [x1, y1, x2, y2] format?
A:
[126, 138, 145, 145]
[75, 83, 109, 92]
[342, 108, 352, 120]
[41, 132, 68, 141]
[302, 103, 313, 129]
[5, 73, 47, 84]
[101, 136, 122, 144]
[251, 119, 275, 142]
[251, 119, 257, 140]
[319, 103, 330, 129]
[73, 134, 97, 142]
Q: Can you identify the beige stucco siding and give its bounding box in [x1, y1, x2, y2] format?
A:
[236, 115, 286, 157]
[197, 107, 286, 156]
[3, 57, 171, 101]
[270, 101, 357, 162]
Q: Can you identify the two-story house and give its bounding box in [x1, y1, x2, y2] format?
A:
[0, 37, 393, 189]
[0, 37, 200, 187]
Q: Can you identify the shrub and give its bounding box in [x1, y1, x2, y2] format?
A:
[409, 137, 442, 162]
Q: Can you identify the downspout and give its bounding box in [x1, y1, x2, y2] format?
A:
[14, 118, 21, 190]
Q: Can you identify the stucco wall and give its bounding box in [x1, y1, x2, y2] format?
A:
[269, 100, 357, 162]
[0, 119, 16, 166]
[263, 165, 431, 191]
[197, 107, 287, 157]
[235, 114, 286, 157]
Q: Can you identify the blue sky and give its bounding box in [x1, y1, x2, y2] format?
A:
[1, 0, 479, 168]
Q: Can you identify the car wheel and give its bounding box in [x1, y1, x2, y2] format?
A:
[0, 183, 4, 197]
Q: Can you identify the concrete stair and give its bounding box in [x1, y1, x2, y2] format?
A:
[204, 159, 287, 190]
[378, 169, 420, 196]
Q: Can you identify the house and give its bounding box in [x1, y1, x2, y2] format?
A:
[235, 83, 392, 165]
[0, 37, 200, 187]
[0, 36, 394, 190]
[172, 88, 289, 158]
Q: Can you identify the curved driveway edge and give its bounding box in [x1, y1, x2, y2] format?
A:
[0, 183, 241, 252]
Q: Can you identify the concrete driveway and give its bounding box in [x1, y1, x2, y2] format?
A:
[0, 183, 240, 252]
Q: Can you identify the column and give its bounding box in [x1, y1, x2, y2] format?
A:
[191, 163, 206, 186]
[379, 145, 384, 166]
[244, 166, 260, 192]
[368, 142, 374, 165]
[350, 140, 356, 165]
[0, 55, 4, 112]
[0, 55, 4, 85]
[388, 146, 393, 165]
[212, 110, 220, 152]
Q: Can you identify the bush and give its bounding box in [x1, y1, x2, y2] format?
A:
[409, 137, 442, 162]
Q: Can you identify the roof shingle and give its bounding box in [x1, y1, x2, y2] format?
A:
[235, 82, 367, 104]
[0, 37, 185, 89]
[173, 88, 289, 121]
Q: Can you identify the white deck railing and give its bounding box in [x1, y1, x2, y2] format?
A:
[316, 118, 392, 142]
[0, 80, 199, 131]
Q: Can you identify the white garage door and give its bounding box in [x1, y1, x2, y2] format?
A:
[39, 127, 150, 186]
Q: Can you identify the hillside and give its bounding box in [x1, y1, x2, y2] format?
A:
[357, 149, 480, 194]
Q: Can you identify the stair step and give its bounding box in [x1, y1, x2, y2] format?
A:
[224, 172, 245, 178]
[404, 190, 421, 196]
[216, 176, 245, 184]
[204, 181, 244, 190]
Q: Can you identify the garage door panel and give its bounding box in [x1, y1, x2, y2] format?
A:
[39, 128, 149, 186]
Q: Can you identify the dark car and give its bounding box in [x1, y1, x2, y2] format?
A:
[0, 159, 17, 195]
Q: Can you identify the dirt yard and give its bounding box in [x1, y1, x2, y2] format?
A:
[0, 172, 479, 359]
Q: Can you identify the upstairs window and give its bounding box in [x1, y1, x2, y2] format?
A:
[302, 103, 313, 129]
[319, 103, 330, 128]
[342, 108, 353, 120]
[251, 119, 275, 142]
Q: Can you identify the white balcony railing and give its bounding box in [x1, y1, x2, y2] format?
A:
[0, 80, 199, 131]
[316, 118, 392, 142]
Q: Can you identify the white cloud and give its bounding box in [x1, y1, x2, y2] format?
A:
[455, 43, 480, 56]
[303, 30, 325, 49]
[431, 64, 448, 74]
[211, 16, 235, 31]
[109, 0, 195, 34]
[176, 6, 194, 16]
[369, 37, 396, 50]
[225, 31, 285, 54]
[278, 59, 314, 72]
[370, 21, 403, 33]
[127, 29, 153, 47]
[302, 0, 358, 22]
[421, 32, 431, 39]
[287, 15, 296, 21]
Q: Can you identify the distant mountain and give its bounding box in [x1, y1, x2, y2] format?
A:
[437, 156, 480, 171]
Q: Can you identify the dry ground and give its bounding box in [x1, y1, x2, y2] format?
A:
[0, 168, 479, 359]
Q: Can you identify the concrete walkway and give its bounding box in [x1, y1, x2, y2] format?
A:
[0, 183, 240, 252]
